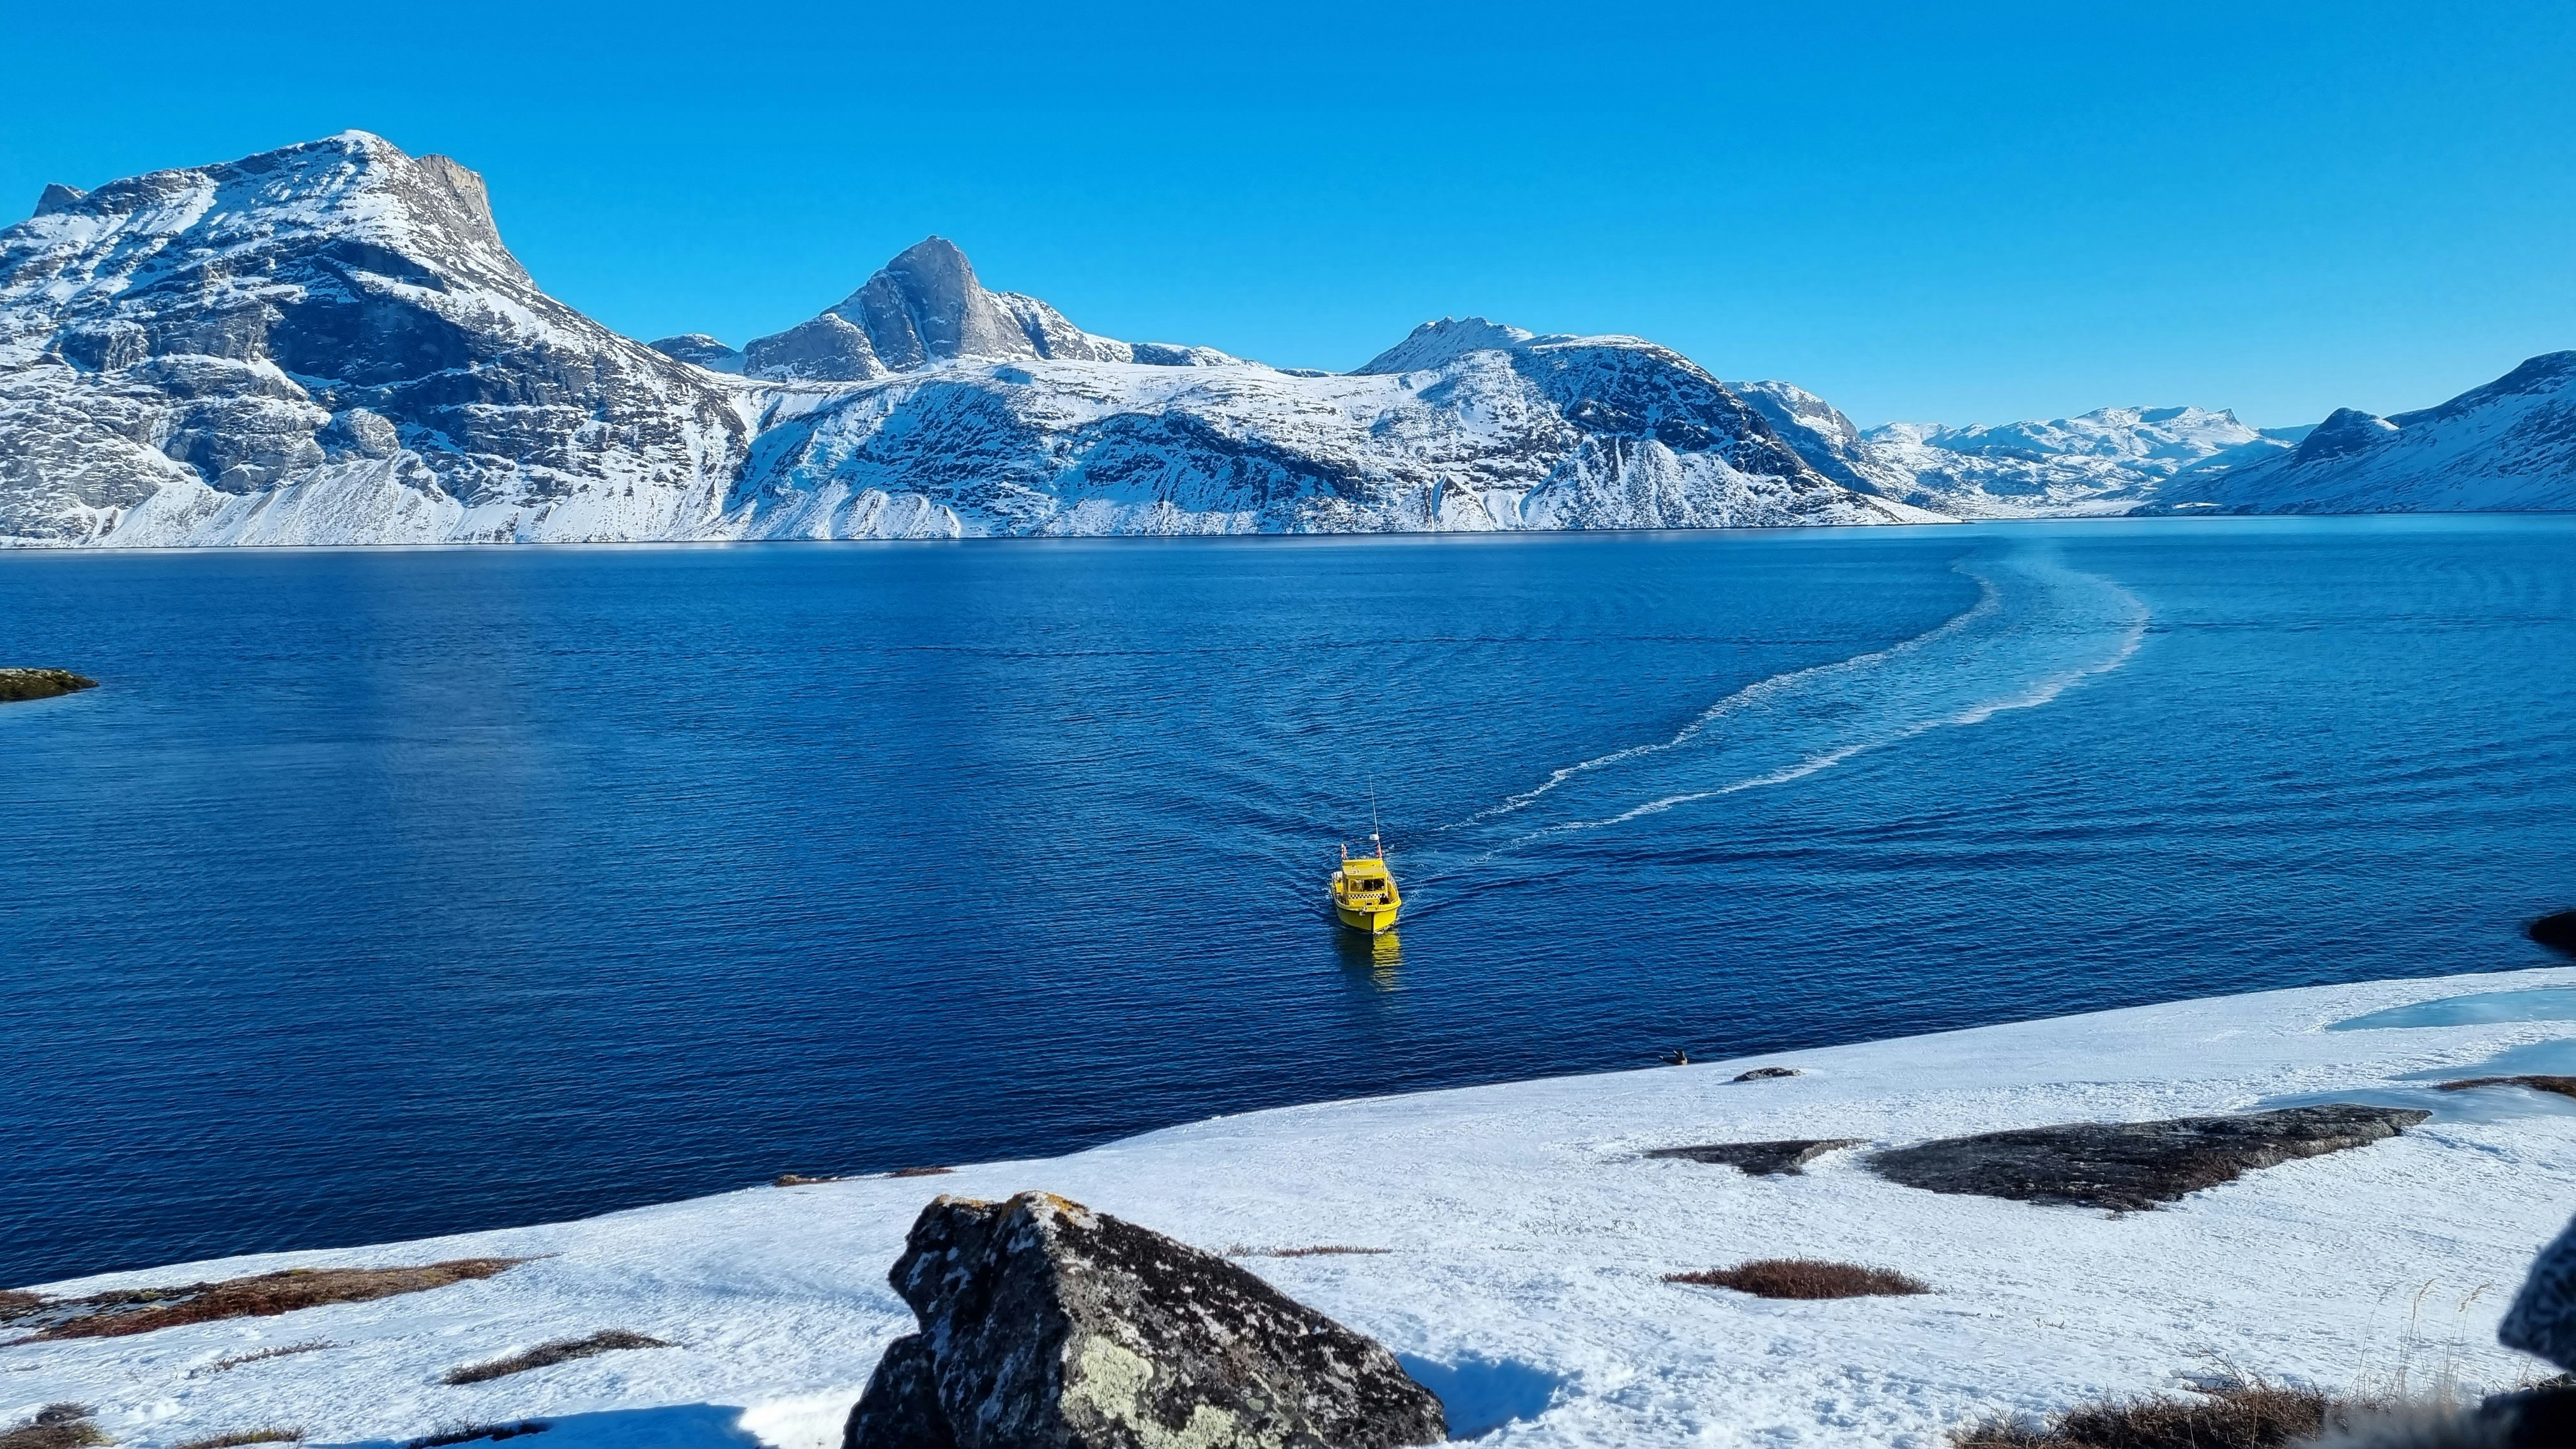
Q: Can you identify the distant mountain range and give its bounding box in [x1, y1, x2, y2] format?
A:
[3, 132, 2570, 546]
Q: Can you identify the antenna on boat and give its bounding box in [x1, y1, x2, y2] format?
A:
[1369, 779, 1383, 857]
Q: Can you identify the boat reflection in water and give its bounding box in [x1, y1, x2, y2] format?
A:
[1333, 926, 1404, 990]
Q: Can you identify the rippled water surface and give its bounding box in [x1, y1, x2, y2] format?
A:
[4, 517, 2573, 1283]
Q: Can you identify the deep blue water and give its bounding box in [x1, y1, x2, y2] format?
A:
[4, 516, 2573, 1285]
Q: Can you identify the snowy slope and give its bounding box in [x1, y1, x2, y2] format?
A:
[2147, 353, 2576, 514]
[10, 966, 2571, 1448]
[715, 325, 1941, 539]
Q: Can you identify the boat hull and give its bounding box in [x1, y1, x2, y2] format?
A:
[1335, 901, 1400, 935]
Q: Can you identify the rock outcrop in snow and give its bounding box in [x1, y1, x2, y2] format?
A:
[847, 1190, 1447, 1449]
[1866, 1103, 2428, 1211]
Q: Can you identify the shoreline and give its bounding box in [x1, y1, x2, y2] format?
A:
[5, 510, 2574, 556]
[12, 963, 2573, 1446]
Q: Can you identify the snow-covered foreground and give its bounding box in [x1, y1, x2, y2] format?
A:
[12, 966, 2575, 1448]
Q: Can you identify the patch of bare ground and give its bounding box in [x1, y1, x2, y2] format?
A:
[194, 1341, 334, 1376]
[2437, 1076, 2576, 1100]
[1664, 1259, 1929, 1299]
[405, 1424, 548, 1449]
[884, 1166, 954, 1179]
[1646, 1138, 1863, 1176]
[172, 1431, 303, 1449]
[0, 1405, 107, 1449]
[443, 1330, 673, 1385]
[14, 1259, 525, 1342]
[1951, 1380, 2384, 1448]
[1225, 1246, 1394, 1259]
[771, 1173, 845, 1186]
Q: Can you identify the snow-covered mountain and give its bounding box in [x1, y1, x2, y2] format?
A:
[1732, 382, 2305, 517]
[707, 319, 1931, 541]
[2141, 352, 2576, 514]
[0, 132, 752, 546]
[0, 133, 1924, 545]
[7, 130, 2572, 546]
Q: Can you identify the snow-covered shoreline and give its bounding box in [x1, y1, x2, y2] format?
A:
[12, 965, 2576, 1447]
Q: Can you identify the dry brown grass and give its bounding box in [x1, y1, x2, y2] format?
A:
[0, 1405, 107, 1449]
[0, 1290, 43, 1317]
[22, 1259, 524, 1342]
[443, 1330, 673, 1385]
[1664, 1258, 1930, 1299]
[1227, 1245, 1394, 1259]
[194, 1341, 334, 1376]
[1949, 1381, 2382, 1448]
[171, 1431, 303, 1449]
[404, 1423, 548, 1448]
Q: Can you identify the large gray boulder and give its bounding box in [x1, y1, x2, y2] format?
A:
[845, 1191, 1446, 1449]
[2501, 1214, 2576, 1372]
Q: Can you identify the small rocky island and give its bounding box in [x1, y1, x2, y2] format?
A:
[0, 668, 98, 703]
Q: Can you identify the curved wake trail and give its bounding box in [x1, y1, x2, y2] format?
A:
[1404, 542, 2148, 895]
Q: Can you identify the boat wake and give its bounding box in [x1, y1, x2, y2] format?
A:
[1404, 542, 2148, 894]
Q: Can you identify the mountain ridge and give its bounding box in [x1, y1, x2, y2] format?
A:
[4, 131, 2572, 546]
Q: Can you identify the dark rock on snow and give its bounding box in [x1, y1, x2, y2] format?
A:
[2439, 1076, 2576, 1101]
[1731, 1066, 1803, 1082]
[0, 668, 97, 702]
[846, 1191, 1446, 1449]
[1866, 1104, 2429, 1212]
[1644, 1138, 1862, 1176]
[2503, 1214, 2576, 1373]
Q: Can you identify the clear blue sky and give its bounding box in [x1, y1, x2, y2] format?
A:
[8, 1, 2573, 427]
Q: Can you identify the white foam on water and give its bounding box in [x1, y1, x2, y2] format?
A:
[1417, 542, 2149, 876]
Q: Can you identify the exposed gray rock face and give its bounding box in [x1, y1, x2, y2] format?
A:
[744, 236, 1136, 382]
[649, 333, 746, 374]
[845, 1191, 1446, 1449]
[0, 131, 749, 544]
[1644, 1138, 1861, 1175]
[1867, 1104, 2428, 1211]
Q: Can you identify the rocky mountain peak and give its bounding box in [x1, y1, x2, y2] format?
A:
[1354, 316, 1551, 375]
[33, 184, 86, 217]
[2290, 407, 2400, 464]
[743, 234, 1144, 382]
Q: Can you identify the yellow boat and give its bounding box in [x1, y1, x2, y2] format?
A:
[1331, 832, 1402, 935]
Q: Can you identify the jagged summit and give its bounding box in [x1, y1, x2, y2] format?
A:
[739, 236, 1225, 382]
